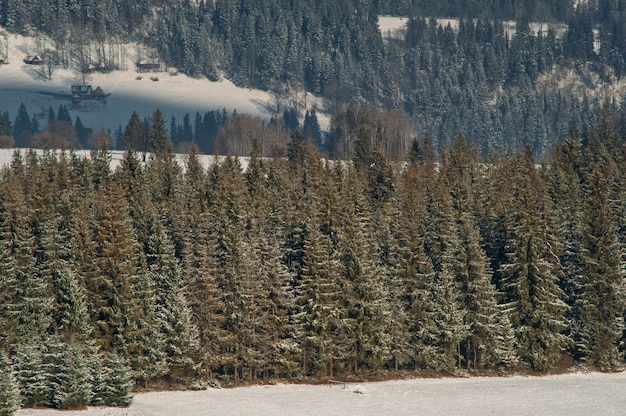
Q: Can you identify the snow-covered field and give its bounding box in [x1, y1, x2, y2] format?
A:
[15, 371, 626, 416]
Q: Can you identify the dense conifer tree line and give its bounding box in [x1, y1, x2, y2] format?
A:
[2, 0, 626, 155]
[1, 105, 626, 413]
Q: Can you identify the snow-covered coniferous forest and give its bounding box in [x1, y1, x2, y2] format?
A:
[1, 0, 626, 415]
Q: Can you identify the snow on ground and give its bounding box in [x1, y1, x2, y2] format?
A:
[0, 148, 243, 173]
[15, 371, 626, 416]
[0, 30, 329, 137]
[377, 15, 568, 41]
[378, 16, 409, 39]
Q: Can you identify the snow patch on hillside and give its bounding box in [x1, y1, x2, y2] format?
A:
[537, 64, 626, 105]
[378, 16, 408, 39]
[378, 15, 568, 41]
[0, 29, 329, 137]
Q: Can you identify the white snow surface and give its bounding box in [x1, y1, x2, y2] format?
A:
[0, 148, 242, 172]
[15, 371, 626, 416]
[0, 30, 303, 135]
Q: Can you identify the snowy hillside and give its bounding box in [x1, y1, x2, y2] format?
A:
[0, 30, 329, 136]
[378, 15, 568, 41]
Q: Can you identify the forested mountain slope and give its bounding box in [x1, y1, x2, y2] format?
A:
[1, 0, 626, 157]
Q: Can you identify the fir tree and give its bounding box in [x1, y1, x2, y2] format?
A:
[90, 185, 141, 356]
[386, 188, 436, 370]
[91, 353, 133, 407]
[0, 351, 21, 416]
[0, 177, 54, 347]
[12, 104, 32, 148]
[336, 168, 391, 374]
[573, 164, 625, 371]
[144, 213, 199, 381]
[500, 153, 570, 372]
[150, 109, 173, 156]
[10, 344, 49, 408]
[122, 111, 148, 161]
[292, 220, 345, 377]
[45, 339, 92, 410]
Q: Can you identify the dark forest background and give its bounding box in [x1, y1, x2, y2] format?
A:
[1, 0, 626, 158]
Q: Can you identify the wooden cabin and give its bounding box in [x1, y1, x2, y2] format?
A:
[136, 62, 161, 72]
[23, 55, 43, 65]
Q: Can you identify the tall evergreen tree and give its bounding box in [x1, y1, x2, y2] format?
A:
[336, 168, 391, 374]
[144, 213, 199, 380]
[293, 220, 345, 377]
[0, 350, 21, 416]
[90, 184, 142, 357]
[500, 152, 570, 372]
[12, 104, 32, 148]
[572, 164, 625, 371]
[122, 111, 147, 161]
[150, 109, 173, 156]
[0, 177, 53, 347]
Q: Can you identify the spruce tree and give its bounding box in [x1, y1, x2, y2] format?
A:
[10, 344, 49, 408]
[210, 156, 256, 381]
[144, 214, 199, 380]
[454, 213, 516, 370]
[573, 164, 625, 371]
[122, 111, 147, 160]
[0, 351, 20, 416]
[0, 177, 53, 347]
[500, 153, 570, 372]
[336, 168, 391, 374]
[293, 220, 345, 377]
[547, 132, 584, 310]
[90, 184, 142, 358]
[45, 339, 92, 410]
[91, 353, 133, 407]
[387, 190, 437, 370]
[150, 108, 173, 156]
[423, 256, 468, 373]
[12, 104, 32, 148]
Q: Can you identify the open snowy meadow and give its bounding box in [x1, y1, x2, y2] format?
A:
[15, 371, 626, 416]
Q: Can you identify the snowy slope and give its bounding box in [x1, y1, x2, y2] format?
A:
[15, 371, 626, 416]
[0, 30, 285, 135]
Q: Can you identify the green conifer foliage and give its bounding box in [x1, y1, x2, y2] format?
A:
[45, 339, 92, 410]
[210, 156, 257, 381]
[424, 258, 468, 373]
[91, 353, 133, 407]
[90, 145, 112, 190]
[122, 111, 147, 159]
[336, 168, 391, 374]
[0, 351, 21, 416]
[0, 177, 53, 347]
[150, 109, 173, 156]
[91, 185, 141, 355]
[573, 164, 625, 371]
[546, 132, 584, 309]
[10, 344, 48, 408]
[500, 154, 570, 372]
[385, 167, 436, 370]
[293, 220, 345, 377]
[145, 215, 199, 380]
[454, 212, 517, 370]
